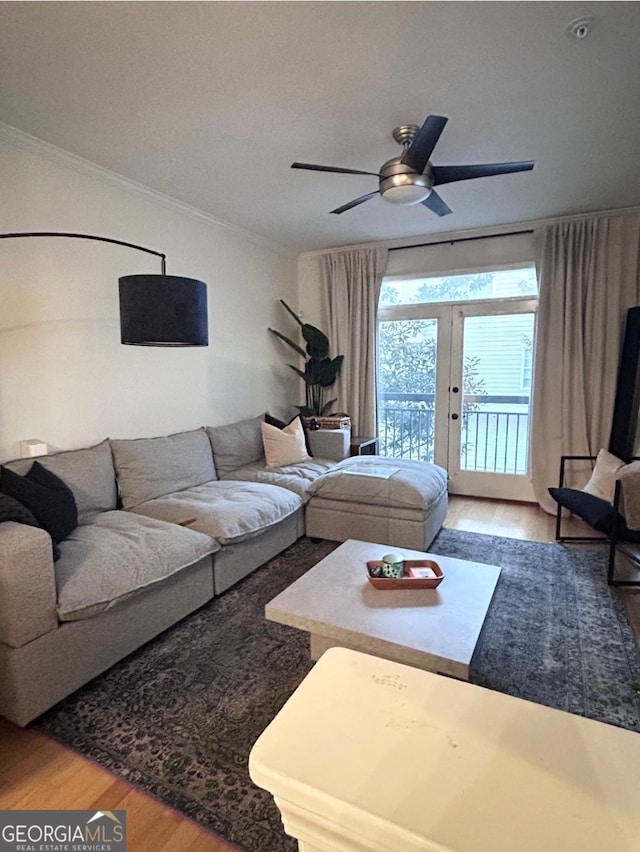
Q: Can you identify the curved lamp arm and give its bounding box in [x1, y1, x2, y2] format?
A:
[0, 230, 208, 346]
[0, 231, 167, 273]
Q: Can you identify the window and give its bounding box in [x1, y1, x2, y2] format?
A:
[521, 348, 533, 391]
[377, 264, 538, 496]
[379, 267, 538, 307]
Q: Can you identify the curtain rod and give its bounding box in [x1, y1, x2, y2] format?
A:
[388, 229, 534, 253]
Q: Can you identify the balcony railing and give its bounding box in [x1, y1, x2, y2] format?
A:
[378, 393, 530, 474]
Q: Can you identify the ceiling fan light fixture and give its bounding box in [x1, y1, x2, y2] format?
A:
[382, 182, 432, 206]
[379, 157, 432, 205]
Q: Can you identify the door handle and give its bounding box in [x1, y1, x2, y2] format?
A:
[451, 413, 459, 420]
[452, 386, 459, 393]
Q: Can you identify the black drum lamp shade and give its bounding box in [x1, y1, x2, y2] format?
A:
[0, 231, 209, 347]
[119, 275, 209, 346]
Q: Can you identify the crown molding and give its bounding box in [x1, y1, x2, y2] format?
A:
[0, 121, 290, 255]
[298, 204, 640, 259]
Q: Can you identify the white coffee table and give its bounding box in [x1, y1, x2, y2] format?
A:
[265, 538, 501, 680]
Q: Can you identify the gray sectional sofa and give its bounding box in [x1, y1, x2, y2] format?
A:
[0, 414, 447, 726]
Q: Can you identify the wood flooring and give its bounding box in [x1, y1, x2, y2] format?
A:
[0, 495, 637, 852]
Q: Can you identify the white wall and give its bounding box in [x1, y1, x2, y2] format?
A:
[298, 254, 325, 330]
[0, 130, 298, 461]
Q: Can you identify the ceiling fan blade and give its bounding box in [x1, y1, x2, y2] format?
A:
[291, 162, 380, 177]
[432, 161, 535, 186]
[421, 191, 453, 217]
[330, 191, 379, 215]
[400, 115, 448, 173]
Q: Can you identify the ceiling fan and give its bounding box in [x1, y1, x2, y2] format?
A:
[291, 115, 534, 216]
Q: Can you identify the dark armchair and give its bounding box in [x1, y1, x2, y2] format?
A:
[551, 454, 640, 587]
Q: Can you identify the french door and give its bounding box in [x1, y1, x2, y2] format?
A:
[377, 297, 537, 500]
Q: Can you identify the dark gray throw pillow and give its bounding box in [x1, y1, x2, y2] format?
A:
[0, 492, 61, 560]
[265, 413, 314, 457]
[1, 461, 78, 544]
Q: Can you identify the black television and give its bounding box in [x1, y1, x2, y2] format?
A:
[609, 306, 640, 461]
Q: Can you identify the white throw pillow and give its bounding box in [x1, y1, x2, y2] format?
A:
[261, 418, 311, 469]
[582, 449, 627, 502]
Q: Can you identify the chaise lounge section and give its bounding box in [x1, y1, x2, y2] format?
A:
[305, 455, 449, 551]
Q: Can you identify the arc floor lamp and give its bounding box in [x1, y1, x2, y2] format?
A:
[0, 231, 208, 346]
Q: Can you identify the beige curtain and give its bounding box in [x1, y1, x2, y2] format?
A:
[531, 212, 640, 513]
[320, 247, 388, 437]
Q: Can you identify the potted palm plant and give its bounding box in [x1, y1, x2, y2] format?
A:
[269, 300, 344, 418]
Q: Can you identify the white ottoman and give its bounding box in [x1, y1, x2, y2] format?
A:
[305, 456, 448, 551]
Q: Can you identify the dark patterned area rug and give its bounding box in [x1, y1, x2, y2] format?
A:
[34, 530, 640, 852]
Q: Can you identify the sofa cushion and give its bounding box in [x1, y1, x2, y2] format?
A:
[130, 479, 302, 545]
[307, 457, 448, 513]
[55, 510, 217, 622]
[1, 462, 78, 543]
[206, 415, 265, 477]
[111, 429, 216, 510]
[4, 440, 117, 523]
[221, 458, 336, 501]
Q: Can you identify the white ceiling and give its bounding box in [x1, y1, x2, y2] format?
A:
[1, 1, 639, 253]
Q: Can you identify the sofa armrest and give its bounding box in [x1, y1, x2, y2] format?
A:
[308, 428, 351, 462]
[0, 523, 58, 648]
